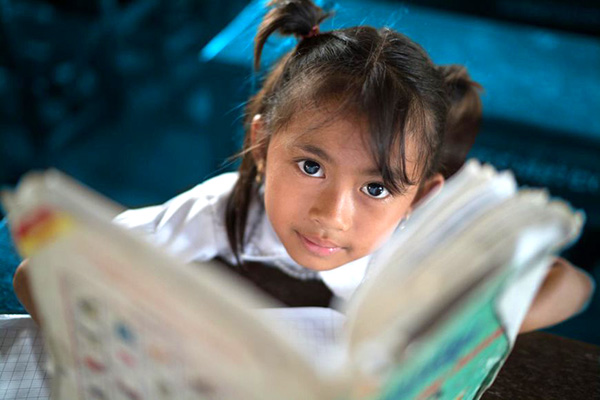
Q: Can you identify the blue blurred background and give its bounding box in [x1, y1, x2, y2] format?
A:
[0, 0, 598, 343]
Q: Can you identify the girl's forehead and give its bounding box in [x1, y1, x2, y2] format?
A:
[277, 113, 371, 154]
[272, 116, 386, 177]
[275, 107, 370, 146]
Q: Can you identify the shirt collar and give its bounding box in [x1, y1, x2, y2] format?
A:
[318, 255, 370, 301]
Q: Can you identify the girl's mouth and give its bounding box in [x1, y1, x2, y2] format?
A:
[296, 232, 343, 257]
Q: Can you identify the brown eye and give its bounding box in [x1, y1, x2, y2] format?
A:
[361, 182, 390, 199]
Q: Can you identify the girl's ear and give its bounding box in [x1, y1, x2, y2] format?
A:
[250, 114, 268, 162]
[409, 173, 444, 211]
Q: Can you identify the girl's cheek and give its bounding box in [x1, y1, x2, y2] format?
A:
[356, 202, 407, 245]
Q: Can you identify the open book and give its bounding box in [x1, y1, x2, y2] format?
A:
[1, 160, 582, 400]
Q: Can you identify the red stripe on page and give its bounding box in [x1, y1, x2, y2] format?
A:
[15, 208, 53, 239]
[417, 328, 504, 400]
[454, 328, 503, 371]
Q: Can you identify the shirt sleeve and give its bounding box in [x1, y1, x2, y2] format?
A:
[113, 173, 238, 264]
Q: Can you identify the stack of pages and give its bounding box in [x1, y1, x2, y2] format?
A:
[1, 160, 582, 400]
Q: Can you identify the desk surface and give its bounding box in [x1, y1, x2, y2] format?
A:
[483, 331, 600, 400]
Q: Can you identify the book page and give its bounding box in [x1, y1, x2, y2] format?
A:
[0, 308, 350, 400]
[340, 164, 582, 399]
[345, 161, 517, 344]
[349, 193, 579, 358]
[360, 197, 577, 399]
[363, 160, 516, 283]
[255, 307, 348, 373]
[3, 171, 335, 400]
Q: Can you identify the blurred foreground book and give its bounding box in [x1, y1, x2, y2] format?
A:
[1, 160, 583, 400]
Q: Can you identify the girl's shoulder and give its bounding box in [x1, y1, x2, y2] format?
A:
[178, 172, 239, 203]
[115, 172, 239, 228]
[113, 172, 240, 262]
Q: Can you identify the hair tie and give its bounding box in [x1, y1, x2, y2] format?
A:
[302, 25, 320, 39]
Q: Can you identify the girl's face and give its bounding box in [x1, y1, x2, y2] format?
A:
[257, 112, 441, 271]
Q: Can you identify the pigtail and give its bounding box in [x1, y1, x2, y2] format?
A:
[437, 65, 483, 178]
[226, 0, 330, 265]
[254, 0, 331, 71]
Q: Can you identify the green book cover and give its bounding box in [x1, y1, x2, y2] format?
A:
[375, 277, 511, 400]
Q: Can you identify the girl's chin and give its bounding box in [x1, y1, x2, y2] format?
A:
[286, 250, 350, 272]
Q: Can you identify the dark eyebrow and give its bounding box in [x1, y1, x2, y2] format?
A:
[298, 144, 333, 163]
[297, 143, 381, 177]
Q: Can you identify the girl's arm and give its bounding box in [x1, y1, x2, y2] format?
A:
[519, 257, 594, 333]
[13, 259, 42, 325]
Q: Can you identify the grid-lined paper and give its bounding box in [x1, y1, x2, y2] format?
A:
[1, 310, 346, 399]
[0, 316, 50, 400]
[256, 307, 347, 371]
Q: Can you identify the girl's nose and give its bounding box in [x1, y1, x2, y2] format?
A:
[308, 186, 353, 232]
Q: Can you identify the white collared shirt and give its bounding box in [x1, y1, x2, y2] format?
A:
[114, 172, 369, 301]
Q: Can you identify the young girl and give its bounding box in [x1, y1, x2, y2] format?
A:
[13, 0, 593, 332]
